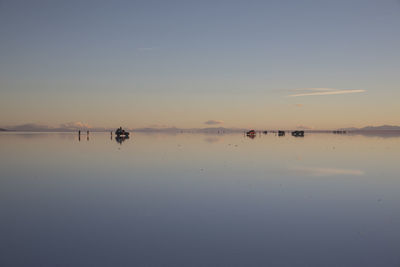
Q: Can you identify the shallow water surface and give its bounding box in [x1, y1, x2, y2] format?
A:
[0, 132, 399, 266]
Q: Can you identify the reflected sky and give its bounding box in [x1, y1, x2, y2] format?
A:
[0, 132, 400, 266]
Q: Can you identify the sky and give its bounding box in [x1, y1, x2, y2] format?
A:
[1, 0, 399, 130]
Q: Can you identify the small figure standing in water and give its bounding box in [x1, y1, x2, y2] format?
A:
[87, 130, 89, 135]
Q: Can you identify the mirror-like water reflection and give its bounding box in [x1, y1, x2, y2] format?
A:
[0, 132, 399, 266]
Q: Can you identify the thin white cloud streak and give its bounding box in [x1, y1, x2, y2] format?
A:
[288, 89, 366, 97]
[292, 88, 336, 92]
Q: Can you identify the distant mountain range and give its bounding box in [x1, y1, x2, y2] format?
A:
[2, 124, 399, 133]
[134, 127, 246, 133]
[0, 128, 7, 131]
[344, 125, 400, 131]
[0, 124, 246, 133]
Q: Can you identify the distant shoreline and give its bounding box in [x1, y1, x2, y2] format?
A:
[1, 124, 400, 134]
[2, 129, 400, 134]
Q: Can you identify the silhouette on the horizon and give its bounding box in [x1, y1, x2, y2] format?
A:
[292, 131, 305, 137]
[115, 127, 130, 137]
[333, 130, 347, 134]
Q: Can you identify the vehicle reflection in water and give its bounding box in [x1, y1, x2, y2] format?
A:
[246, 133, 256, 139]
[115, 135, 129, 144]
[246, 130, 257, 139]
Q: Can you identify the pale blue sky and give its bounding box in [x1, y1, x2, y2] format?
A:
[1, 0, 399, 129]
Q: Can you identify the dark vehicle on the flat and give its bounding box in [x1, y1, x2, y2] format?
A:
[115, 127, 130, 137]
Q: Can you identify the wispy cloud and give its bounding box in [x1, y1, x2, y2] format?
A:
[288, 88, 366, 97]
[292, 88, 335, 92]
[204, 120, 224, 125]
